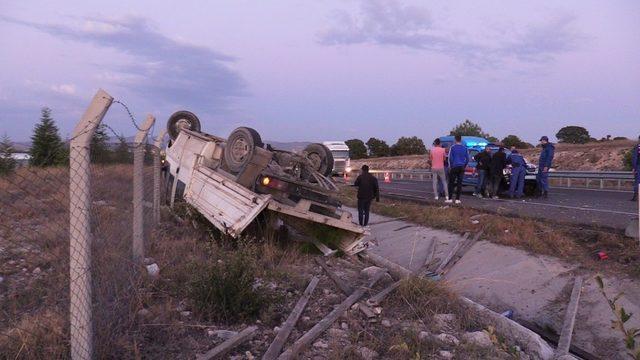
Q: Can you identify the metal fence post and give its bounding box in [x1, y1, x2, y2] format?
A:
[132, 115, 156, 261]
[69, 89, 113, 360]
[153, 129, 166, 224]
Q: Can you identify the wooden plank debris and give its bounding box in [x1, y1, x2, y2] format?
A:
[314, 258, 353, 295]
[197, 326, 257, 360]
[367, 280, 401, 306]
[263, 277, 320, 360]
[359, 251, 412, 279]
[434, 232, 470, 274]
[518, 319, 598, 360]
[555, 276, 583, 357]
[277, 271, 386, 360]
[441, 231, 483, 274]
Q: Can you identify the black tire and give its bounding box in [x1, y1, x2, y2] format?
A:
[304, 143, 334, 177]
[167, 110, 201, 140]
[224, 127, 263, 173]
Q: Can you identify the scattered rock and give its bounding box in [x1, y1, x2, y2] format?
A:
[341, 322, 349, 330]
[435, 333, 460, 347]
[273, 326, 281, 334]
[360, 266, 385, 280]
[146, 263, 160, 278]
[207, 329, 216, 337]
[137, 308, 150, 318]
[32, 267, 42, 275]
[313, 340, 329, 349]
[433, 313, 456, 332]
[381, 319, 391, 327]
[418, 331, 432, 341]
[351, 303, 360, 311]
[359, 346, 379, 360]
[0, 276, 4, 284]
[180, 311, 191, 317]
[245, 351, 255, 360]
[437, 350, 454, 359]
[462, 331, 493, 348]
[471, 220, 480, 224]
[214, 330, 238, 340]
[328, 328, 347, 338]
[323, 288, 331, 295]
[143, 257, 155, 265]
[22, 268, 27, 272]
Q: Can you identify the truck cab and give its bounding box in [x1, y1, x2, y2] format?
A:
[322, 141, 351, 176]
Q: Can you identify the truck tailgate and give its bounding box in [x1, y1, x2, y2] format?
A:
[184, 165, 271, 237]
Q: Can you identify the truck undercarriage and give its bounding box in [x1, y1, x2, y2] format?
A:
[162, 111, 366, 255]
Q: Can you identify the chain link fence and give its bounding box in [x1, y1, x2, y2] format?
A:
[0, 90, 163, 359]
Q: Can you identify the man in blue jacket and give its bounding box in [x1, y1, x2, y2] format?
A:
[445, 135, 469, 204]
[537, 136, 554, 198]
[507, 149, 527, 198]
[632, 135, 640, 201]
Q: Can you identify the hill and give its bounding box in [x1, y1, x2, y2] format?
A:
[352, 140, 636, 171]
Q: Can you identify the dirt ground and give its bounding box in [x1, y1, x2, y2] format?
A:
[352, 140, 636, 171]
[0, 164, 529, 359]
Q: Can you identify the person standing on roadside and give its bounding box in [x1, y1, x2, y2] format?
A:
[473, 145, 492, 198]
[430, 138, 449, 201]
[445, 135, 469, 204]
[488, 147, 507, 199]
[507, 149, 527, 198]
[537, 136, 555, 198]
[353, 165, 379, 227]
[632, 135, 640, 201]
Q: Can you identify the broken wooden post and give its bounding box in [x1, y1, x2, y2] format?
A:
[263, 277, 319, 360]
[277, 271, 386, 360]
[197, 326, 257, 360]
[421, 236, 438, 270]
[555, 276, 583, 357]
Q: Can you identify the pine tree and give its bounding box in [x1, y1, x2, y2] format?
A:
[0, 134, 17, 175]
[29, 107, 66, 167]
[91, 124, 112, 163]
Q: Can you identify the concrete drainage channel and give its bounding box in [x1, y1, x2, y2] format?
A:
[346, 208, 640, 360]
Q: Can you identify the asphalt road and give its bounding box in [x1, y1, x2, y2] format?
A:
[377, 179, 638, 231]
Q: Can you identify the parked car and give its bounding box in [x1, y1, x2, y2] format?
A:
[438, 136, 538, 196]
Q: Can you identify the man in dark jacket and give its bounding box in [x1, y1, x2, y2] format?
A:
[488, 147, 507, 199]
[507, 149, 527, 198]
[537, 136, 555, 198]
[473, 146, 492, 198]
[632, 135, 640, 201]
[353, 165, 379, 226]
[446, 135, 469, 204]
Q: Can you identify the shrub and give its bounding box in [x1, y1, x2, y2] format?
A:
[187, 246, 266, 324]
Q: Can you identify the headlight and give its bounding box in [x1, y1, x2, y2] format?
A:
[261, 176, 271, 186]
[345, 167, 352, 173]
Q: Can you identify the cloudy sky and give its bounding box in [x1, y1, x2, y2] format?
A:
[0, 0, 638, 144]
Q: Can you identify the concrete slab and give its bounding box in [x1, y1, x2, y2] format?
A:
[342, 206, 640, 359]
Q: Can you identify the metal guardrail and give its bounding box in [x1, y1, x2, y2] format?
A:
[349, 169, 636, 191]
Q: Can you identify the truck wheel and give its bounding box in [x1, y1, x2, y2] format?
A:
[304, 143, 334, 177]
[224, 127, 263, 173]
[167, 110, 201, 140]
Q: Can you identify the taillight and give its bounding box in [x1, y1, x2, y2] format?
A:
[465, 167, 476, 175]
[260, 176, 288, 191]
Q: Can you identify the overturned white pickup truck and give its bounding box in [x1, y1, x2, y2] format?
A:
[162, 111, 366, 255]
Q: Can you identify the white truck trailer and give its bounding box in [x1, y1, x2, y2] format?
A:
[162, 111, 366, 255]
[322, 141, 351, 176]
